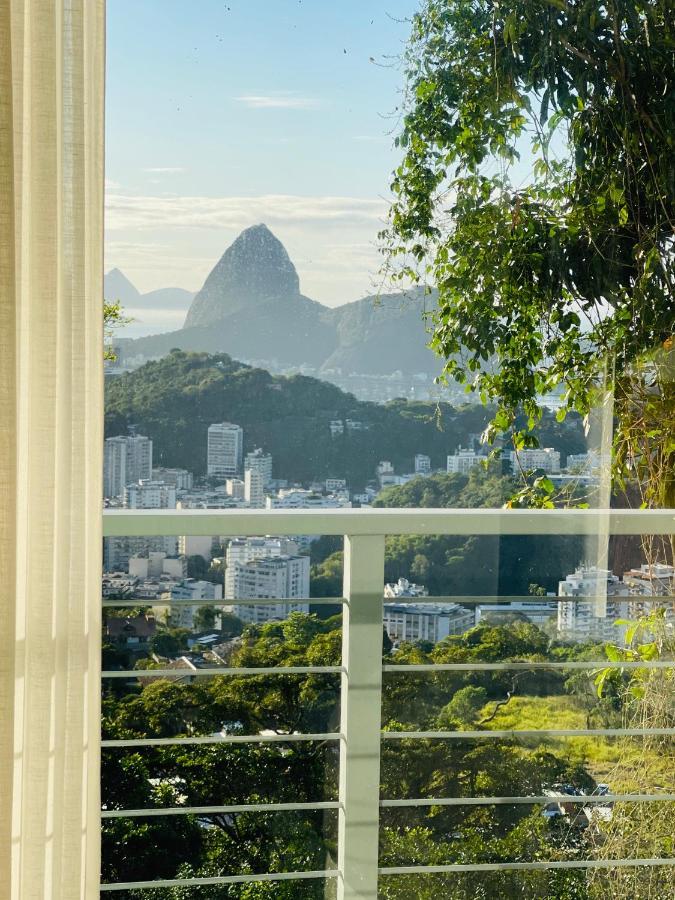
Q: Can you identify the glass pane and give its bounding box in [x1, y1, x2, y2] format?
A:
[101, 809, 337, 890]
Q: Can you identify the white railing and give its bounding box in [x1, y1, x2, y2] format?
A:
[101, 507, 675, 897]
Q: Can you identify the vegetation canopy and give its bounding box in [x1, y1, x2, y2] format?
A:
[384, 0, 674, 506]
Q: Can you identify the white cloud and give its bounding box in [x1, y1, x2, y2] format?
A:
[104, 192, 391, 305]
[105, 192, 386, 232]
[143, 167, 186, 174]
[234, 93, 320, 110]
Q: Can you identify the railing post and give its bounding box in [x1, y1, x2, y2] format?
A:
[338, 534, 385, 900]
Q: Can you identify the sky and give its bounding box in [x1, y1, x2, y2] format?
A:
[105, 0, 418, 330]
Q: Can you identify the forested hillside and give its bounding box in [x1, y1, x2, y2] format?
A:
[105, 351, 586, 488]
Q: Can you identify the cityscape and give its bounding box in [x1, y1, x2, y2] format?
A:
[103, 422, 673, 651]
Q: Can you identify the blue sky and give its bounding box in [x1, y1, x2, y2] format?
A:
[105, 0, 416, 323]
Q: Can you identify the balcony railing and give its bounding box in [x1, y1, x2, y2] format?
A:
[101, 507, 675, 897]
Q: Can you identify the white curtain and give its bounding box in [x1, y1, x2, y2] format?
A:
[0, 1, 105, 897]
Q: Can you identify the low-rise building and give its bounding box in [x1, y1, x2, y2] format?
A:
[376, 461, 396, 487]
[510, 448, 561, 475]
[447, 448, 483, 475]
[265, 489, 351, 510]
[151, 467, 194, 491]
[384, 577, 429, 599]
[383, 602, 476, 645]
[105, 614, 157, 649]
[129, 552, 187, 580]
[159, 579, 224, 630]
[123, 480, 176, 509]
[414, 454, 431, 475]
[477, 599, 557, 626]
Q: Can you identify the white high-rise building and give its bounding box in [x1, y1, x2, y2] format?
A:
[510, 448, 561, 475]
[104, 434, 152, 499]
[230, 555, 310, 625]
[557, 566, 631, 642]
[244, 448, 273, 487]
[224, 537, 299, 599]
[124, 480, 176, 509]
[207, 423, 243, 477]
[414, 454, 431, 474]
[244, 468, 265, 508]
[447, 448, 482, 475]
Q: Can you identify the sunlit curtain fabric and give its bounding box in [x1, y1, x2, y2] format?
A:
[0, 1, 104, 897]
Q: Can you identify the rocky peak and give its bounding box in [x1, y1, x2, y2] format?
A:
[183, 224, 301, 329]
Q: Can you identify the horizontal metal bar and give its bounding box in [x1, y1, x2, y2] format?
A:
[383, 661, 675, 672]
[102, 732, 341, 748]
[102, 597, 346, 607]
[382, 728, 675, 740]
[103, 507, 675, 538]
[102, 666, 344, 678]
[380, 794, 675, 808]
[102, 801, 341, 818]
[101, 795, 675, 817]
[103, 595, 675, 607]
[100, 870, 338, 891]
[378, 859, 675, 876]
[414, 594, 675, 605]
[101, 662, 672, 679]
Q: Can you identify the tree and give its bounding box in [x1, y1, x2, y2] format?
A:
[384, 0, 674, 507]
[103, 300, 131, 361]
[192, 604, 216, 632]
[437, 685, 488, 727]
[149, 628, 189, 659]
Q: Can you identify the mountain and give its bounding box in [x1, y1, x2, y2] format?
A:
[104, 268, 140, 306]
[103, 269, 196, 338]
[104, 269, 194, 312]
[184, 224, 302, 327]
[112, 224, 442, 376]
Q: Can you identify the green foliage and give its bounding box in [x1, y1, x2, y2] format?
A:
[149, 627, 190, 659]
[192, 605, 216, 632]
[437, 685, 488, 727]
[384, 0, 674, 491]
[103, 610, 659, 891]
[103, 300, 132, 361]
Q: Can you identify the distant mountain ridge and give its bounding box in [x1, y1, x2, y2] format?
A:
[105, 268, 194, 312]
[111, 224, 442, 376]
